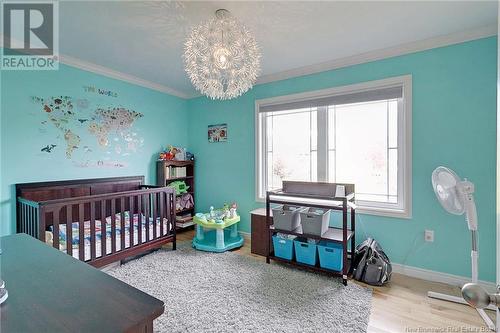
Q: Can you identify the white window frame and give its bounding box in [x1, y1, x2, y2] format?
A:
[255, 75, 412, 219]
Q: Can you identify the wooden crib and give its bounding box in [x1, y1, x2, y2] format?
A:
[16, 176, 176, 267]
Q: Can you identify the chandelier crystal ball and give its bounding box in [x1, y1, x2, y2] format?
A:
[183, 9, 261, 100]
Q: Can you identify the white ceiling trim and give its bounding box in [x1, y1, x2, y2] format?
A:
[2, 24, 497, 100]
[59, 54, 190, 99]
[0, 34, 189, 99]
[256, 24, 498, 86]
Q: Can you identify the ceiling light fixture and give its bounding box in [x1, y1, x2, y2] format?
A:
[183, 9, 261, 100]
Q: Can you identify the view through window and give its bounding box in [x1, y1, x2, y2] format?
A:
[256, 77, 411, 217]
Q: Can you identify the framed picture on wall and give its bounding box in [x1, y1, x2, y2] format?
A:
[208, 123, 227, 143]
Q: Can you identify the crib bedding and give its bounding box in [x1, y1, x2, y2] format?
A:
[48, 212, 170, 261]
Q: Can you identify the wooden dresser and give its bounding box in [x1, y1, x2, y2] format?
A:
[0, 234, 164, 332]
[250, 208, 272, 256]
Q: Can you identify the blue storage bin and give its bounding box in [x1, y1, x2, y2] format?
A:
[272, 235, 295, 260]
[317, 241, 343, 271]
[293, 238, 318, 266]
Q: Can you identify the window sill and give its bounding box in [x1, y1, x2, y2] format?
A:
[355, 206, 411, 219]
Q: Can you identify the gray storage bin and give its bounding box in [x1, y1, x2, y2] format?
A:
[272, 205, 305, 231]
[300, 208, 331, 236]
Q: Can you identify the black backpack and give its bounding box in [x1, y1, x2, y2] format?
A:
[351, 238, 392, 286]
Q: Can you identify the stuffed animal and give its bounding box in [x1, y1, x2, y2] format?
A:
[178, 193, 194, 210]
[165, 151, 174, 160]
[168, 181, 189, 195]
[45, 231, 53, 245]
[159, 145, 179, 161]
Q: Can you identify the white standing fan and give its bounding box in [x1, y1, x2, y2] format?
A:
[430, 166, 495, 330]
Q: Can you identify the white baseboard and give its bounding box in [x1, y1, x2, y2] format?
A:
[215, 232, 498, 291]
[392, 263, 497, 292]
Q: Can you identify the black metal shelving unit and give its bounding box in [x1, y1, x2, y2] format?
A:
[265, 181, 356, 286]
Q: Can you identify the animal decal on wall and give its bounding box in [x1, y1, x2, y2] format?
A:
[31, 91, 145, 168]
[41, 144, 57, 153]
[87, 107, 143, 149]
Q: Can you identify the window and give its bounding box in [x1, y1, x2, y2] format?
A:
[255, 75, 412, 218]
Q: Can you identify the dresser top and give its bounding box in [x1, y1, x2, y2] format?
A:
[250, 208, 272, 216]
[0, 233, 164, 332]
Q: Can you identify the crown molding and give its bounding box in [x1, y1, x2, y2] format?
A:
[59, 55, 190, 99]
[0, 34, 190, 99]
[2, 24, 496, 100]
[256, 24, 498, 86]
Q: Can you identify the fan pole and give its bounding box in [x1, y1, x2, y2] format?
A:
[470, 230, 496, 329]
[472, 230, 479, 283]
[427, 229, 496, 330]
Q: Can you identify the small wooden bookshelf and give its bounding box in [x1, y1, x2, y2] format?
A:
[157, 160, 195, 230]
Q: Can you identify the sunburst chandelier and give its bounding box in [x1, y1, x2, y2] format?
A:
[183, 9, 261, 100]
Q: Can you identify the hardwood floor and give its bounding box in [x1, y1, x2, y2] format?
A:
[176, 229, 494, 332]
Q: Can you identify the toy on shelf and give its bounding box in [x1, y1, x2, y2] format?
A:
[158, 145, 194, 161]
[192, 203, 243, 252]
[158, 145, 175, 161]
[168, 181, 189, 195]
[176, 193, 194, 212]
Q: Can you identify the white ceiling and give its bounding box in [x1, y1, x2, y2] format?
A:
[59, 1, 498, 98]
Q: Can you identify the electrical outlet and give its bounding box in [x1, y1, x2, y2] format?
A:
[424, 229, 434, 242]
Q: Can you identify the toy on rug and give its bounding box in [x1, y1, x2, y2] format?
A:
[192, 202, 243, 252]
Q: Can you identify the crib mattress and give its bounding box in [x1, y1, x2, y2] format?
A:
[48, 212, 170, 261]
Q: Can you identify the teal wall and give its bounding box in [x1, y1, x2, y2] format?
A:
[0, 63, 188, 236]
[1, 37, 497, 282]
[187, 37, 498, 282]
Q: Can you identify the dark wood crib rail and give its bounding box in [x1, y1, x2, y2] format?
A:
[18, 197, 41, 239]
[18, 186, 176, 267]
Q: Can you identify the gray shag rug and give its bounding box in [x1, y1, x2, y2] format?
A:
[108, 246, 372, 333]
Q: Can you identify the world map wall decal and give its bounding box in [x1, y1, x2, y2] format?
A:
[31, 92, 144, 168]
